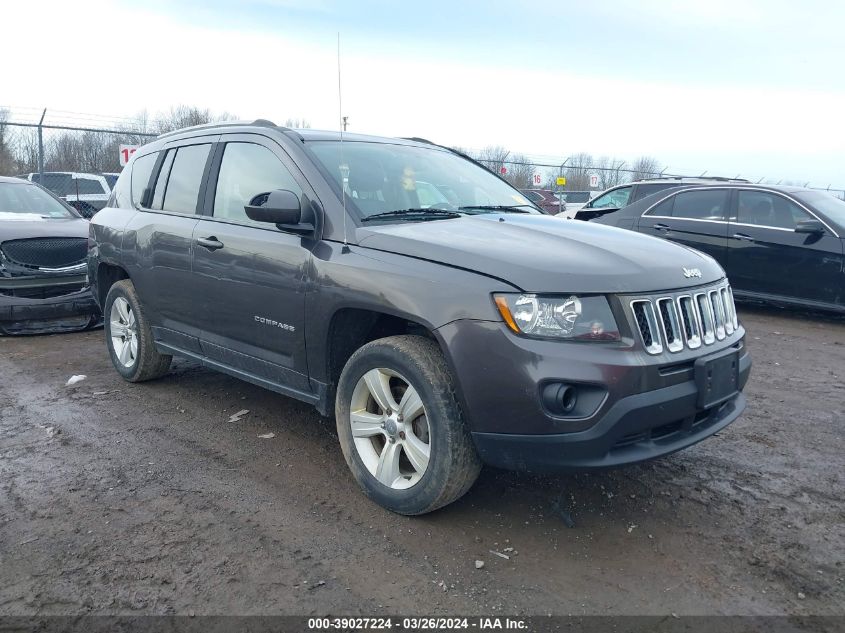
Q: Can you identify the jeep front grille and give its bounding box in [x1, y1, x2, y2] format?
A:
[0, 237, 87, 269]
[631, 282, 738, 355]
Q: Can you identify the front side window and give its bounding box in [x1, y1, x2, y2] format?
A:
[737, 190, 810, 229]
[590, 186, 632, 209]
[161, 144, 211, 214]
[307, 141, 538, 220]
[670, 190, 728, 220]
[213, 143, 301, 224]
[0, 183, 76, 219]
[634, 183, 674, 201]
[795, 191, 845, 228]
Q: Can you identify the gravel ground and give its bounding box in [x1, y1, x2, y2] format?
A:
[0, 305, 843, 616]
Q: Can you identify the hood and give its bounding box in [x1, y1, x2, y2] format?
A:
[0, 216, 89, 243]
[356, 213, 724, 293]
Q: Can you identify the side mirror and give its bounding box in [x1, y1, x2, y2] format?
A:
[795, 219, 825, 234]
[244, 189, 302, 225]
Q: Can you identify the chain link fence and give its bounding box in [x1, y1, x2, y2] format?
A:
[472, 156, 845, 202]
[2, 108, 843, 212]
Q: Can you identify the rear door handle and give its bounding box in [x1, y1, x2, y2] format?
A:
[732, 233, 754, 242]
[653, 223, 670, 231]
[197, 236, 224, 251]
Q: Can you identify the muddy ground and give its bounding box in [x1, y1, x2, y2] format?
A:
[0, 306, 843, 617]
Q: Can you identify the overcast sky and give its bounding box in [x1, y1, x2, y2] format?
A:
[4, 0, 844, 186]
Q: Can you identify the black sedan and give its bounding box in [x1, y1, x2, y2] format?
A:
[591, 183, 845, 313]
[0, 176, 101, 334]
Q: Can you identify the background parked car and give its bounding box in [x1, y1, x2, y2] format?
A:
[576, 177, 749, 220]
[518, 188, 569, 216]
[0, 176, 101, 334]
[16, 172, 111, 219]
[592, 183, 845, 313]
[102, 172, 121, 190]
[557, 190, 593, 216]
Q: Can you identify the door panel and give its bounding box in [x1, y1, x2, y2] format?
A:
[123, 138, 215, 346]
[191, 137, 313, 391]
[637, 189, 730, 265]
[726, 190, 844, 304]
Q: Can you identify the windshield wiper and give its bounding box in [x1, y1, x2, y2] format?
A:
[361, 208, 461, 222]
[458, 205, 533, 213]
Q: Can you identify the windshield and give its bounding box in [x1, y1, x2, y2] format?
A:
[795, 191, 845, 229]
[307, 141, 540, 220]
[0, 182, 77, 219]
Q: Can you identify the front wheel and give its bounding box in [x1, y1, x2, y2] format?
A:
[335, 335, 481, 515]
[104, 279, 171, 382]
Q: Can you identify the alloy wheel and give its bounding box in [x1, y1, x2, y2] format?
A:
[109, 296, 138, 368]
[349, 368, 431, 489]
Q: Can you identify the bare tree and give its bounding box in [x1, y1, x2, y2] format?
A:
[594, 156, 627, 189]
[153, 105, 237, 134]
[630, 156, 662, 181]
[0, 108, 15, 175]
[504, 153, 535, 189]
[474, 145, 511, 176]
[284, 118, 311, 128]
[564, 152, 593, 190]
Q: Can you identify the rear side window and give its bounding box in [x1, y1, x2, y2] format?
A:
[633, 183, 674, 201]
[131, 153, 158, 206]
[75, 178, 106, 195]
[667, 190, 728, 220]
[151, 150, 176, 210]
[212, 143, 301, 224]
[160, 144, 211, 214]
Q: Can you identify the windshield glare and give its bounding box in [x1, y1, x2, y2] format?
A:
[0, 182, 76, 219]
[796, 191, 845, 228]
[307, 141, 540, 219]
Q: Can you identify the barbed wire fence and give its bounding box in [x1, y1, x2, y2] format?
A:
[1, 107, 843, 202]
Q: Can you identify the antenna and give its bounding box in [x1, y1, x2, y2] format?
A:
[338, 32, 350, 252]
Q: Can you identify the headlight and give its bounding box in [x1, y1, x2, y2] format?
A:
[494, 294, 620, 341]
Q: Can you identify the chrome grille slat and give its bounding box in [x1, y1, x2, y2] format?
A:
[710, 290, 727, 340]
[631, 282, 738, 353]
[677, 295, 701, 349]
[631, 300, 663, 355]
[656, 298, 684, 353]
[720, 287, 735, 335]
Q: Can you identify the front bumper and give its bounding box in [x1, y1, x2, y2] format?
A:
[437, 319, 751, 472]
[0, 279, 101, 335]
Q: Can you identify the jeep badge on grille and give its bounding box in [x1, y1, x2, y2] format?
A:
[683, 267, 702, 278]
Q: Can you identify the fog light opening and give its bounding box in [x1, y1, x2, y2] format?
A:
[560, 385, 577, 413]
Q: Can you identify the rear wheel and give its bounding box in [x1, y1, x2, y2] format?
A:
[335, 335, 481, 515]
[104, 280, 171, 382]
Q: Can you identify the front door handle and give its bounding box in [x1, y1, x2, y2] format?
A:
[653, 223, 670, 231]
[197, 236, 224, 251]
[732, 233, 754, 242]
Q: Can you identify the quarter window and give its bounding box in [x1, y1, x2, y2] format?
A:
[160, 144, 211, 214]
[213, 143, 301, 224]
[737, 190, 810, 229]
[131, 152, 158, 206]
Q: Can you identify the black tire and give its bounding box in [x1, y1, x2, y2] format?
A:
[104, 279, 171, 382]
[335, 335, 481, 515]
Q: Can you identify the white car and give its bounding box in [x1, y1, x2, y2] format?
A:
[555, 190, 594, 217]
[16, 172, 111, 219]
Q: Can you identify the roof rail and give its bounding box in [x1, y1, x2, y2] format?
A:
[157, 118, 282, 139]
[644, 175, 750, 183]
[400, 137, 436, 145]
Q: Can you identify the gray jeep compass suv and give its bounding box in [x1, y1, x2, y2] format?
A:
[88, 120, 751, 515]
